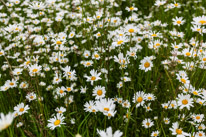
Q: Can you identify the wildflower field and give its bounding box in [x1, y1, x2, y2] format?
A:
[1, 0, 206, 136]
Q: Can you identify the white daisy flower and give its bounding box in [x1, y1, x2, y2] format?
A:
[47, 113, 65, 130]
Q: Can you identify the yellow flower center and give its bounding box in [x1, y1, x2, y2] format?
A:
[177, 21, 181, 24]
[131, 53, 135, 56]
[174, 3, 178, 7]
[117, 40, 123, 45]
[128, 29, 134, 33]
[91, 76, 96, 81]
[19, 108, 24, 112]
[156, 43, 160, 46]
[92, 109, 96, 112]
[97, 90, 103, 96]
[181, 78, 186, 84]
[137, 97, 143, 103]
[176, 129, 182, 134]
[199, 20, 206, 24]
[26, 61, 30, 65]
[104, 108, 109, 111]
[59, 90, 64, 94]
[182, 99, 188, 105]
[94, 54, 99, 58]
[196, 116, 200, 120]
[199, 133, 203, 136]
[86, 62, 91, 66]
[146, 122, 150, 126]
[197, 28, 201, 31]
[54, 120, 61, 126]
[10, 82, 14, 86]
[144, 62, 150, 68]
[148, 97, 152, 100]
[56, 41, 62, 45]
[67, 88, 71, 92]
[152, 34, 157, 37]
[32, 69, 38, 72]
[154, 133, 158, 136]
[129, 7, 134, 10]
[186, 52, 191, 56]
[193, 91, 198, 95]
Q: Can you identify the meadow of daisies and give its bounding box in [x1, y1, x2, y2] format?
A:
[0, 0, 206, 136]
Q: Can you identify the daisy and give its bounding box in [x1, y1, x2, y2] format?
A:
[19, 82, 29, 89]
[52, 73, 62, 84]
[142, 118, 154, 128]
[112, 36, 128, 47]
[84, 100, 97, 113]
[12, 68, 23, 76]
[92, 86, 106, 99]
[192, 15, 206, 25]
[172, 17, 185, 26]
[151, 130, 160, 137]
[125, 24, 138, 35]
[139, 56, 154, 72]
[162, 103, 169, 109]
[154, 0, 166, 7]
[195, 131, 205, 137]
[14, 103, 30, 116]
[47, 113, 65, 130]
[5, 79, 18, 88]
[82, 60, 93, 67]
[176, 74, 190, 85]
[173, 1, 180, 8]
[95, 98, 116, 117]
[55, 107, 66, 114]
[132, 91, 146, 108]
[169, 122, 189, 137]
[191, 25, 203, 34]
[163, 117, 170, 124]
[69, 31, 75, 38]
[145, 103, 152, 112]
[29, 2, 46, 10]
[83, 50, 91, 58]
[122, 100, 131, 108]
[55, 86, 66, 97]
[65, 85, 74, 93]
[197, 124, 206, 130]
[28, 64, 42, 76]
[80, 86, 87, 94]
[192, 114, 204, 123]
[0, 112, 14, 132]
[168, 100, 177, 109]
[177, 94, 194, 110]
[146, 93, 156, 101]
[125, 5, 138, 12]
[92, 51, 101, 60]
[97, 127, 123, 137]
[26, 92, 37, 102]
[16, 122, 23, 128]
[84, 69, 101, 85]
